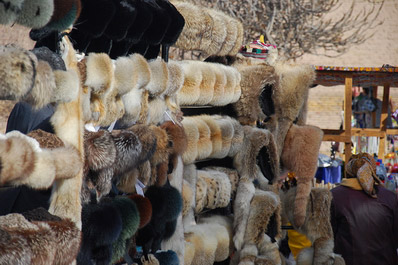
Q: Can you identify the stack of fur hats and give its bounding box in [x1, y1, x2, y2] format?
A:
[176, 60, 241, 106]
[172, 1, 244, 57]
[1, 0, 81, 30]
[69, 0, 184, 60]
[0, 45, 80, 108]
[0, 208, 81, 265]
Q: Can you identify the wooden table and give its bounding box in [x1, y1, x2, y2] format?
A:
[314, 65, 398, 164]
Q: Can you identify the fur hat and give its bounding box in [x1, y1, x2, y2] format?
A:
[127, 124, 157, 165]
[228, 117, 244, 157]
[206, 166, 240, 198]
[231, 66, 242, 103]
[0, 131, 82, 189]
[184, 224, 218, 265]
[16, 0, 54, 29]
[119, 53, 151, 127]
[217, 13, 239, 56]
[233, 64, 277, 125]
[198, 170, 217, 210]
[281, 124, 323, 228]
[103, 0, 136, 41]
[160, 121, 188, 173]
[124, 0, 153, 45]
[208, 63, 227, 106]
[160, 1, 185, 47]
[211, 116, 234, 159]
[182, 179, 193, 217]
[146, 125, 169, 186]
[128, 194, 153, 229]
[184, 241, 195, 265]
[0, 45, 38, 101]
[205, 9, 227, 56]
[27, 129, 65, 149]
[176, 60, 202, 106]
[282, 187, 343, 265]
[140, 0, 171, 46]
[31, 46, 66, 71]
[45, 0, 81, 31]
[203, 169, 232, 209]
[233, 126, 279, 185]
[181, 117, 199, 164]
[218, 64, 238, 105]
[0, 0, 24, 25]
[52, 69, 80, 103]
[197, 115, 222, 158]
[78, 199, 123, 265]
[191, 117, 212, 161]
[164, 60, 185, 97]
[146, 58, 169, 96]
[0, 213, 57, 264]
[194, 61, 216, 105]
[195, 174, 208, 214]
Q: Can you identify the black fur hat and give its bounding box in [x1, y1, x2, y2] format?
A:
[124, 0, 153, 45]
[160, 1, 185, 46]
[85, 35, 113, 54]
[140, 0, 171, 46]
[108, 39, 133, 59]
[104, 0, 137, 41]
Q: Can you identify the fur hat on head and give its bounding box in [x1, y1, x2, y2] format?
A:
[211, 116, 234, 159]
[0, 0, 24, 25]
[281, 124, 323, 228]
[16, 0, 54, 29]
[181, 117, 200, 164]
[0, 131, 82, 190]
[233, 64, 277, 125]
[176, 60, 202, 106]
[119, 53, 151, 127]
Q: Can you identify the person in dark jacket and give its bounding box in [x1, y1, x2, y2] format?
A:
[330, 153, 398, 265]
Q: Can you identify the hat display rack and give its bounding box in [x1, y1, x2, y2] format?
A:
[0, 0, 345, 265]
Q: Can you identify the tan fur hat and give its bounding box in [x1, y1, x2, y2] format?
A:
[230, 20, 244, 55]
[198, 115, 222, 158]
[198, 170, 218, 210]
[177, 60, 202, 106]
[191, 117, 212, 160]
[205, 9, 227, 56]
[185, 224, 218, 265]
[196, 61, 216, 105]
[146, 58, 169, 97]
[148, 125, 170, 186]
[0, 131, 82, 189]
[204, 169, 232, 208]
[211, 116, 234, 159]
[217, 64, 236, 106]
[227, 116, 244, 157]
[195, 174, 208, 214]
[233, 64, 276, 125]
[231, 66, 242, 103]
[184, 241, 195, 265]
[206, 166, 240, 198]
[208, 63, 227, 106]
[181, 117, 199, 164]
[182, 179, 194, 217]
[165, 60, 185, 97]
[119, 53, 152, 126]
[217, 13, 238, 56]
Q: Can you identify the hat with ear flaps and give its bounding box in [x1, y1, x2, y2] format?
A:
[118, 53, 152, 127]
[0, 0, 24, 25]
[176, 60, 202, 106]
[281, 124, 323, 228]
[181, 117, 199, 164]
[16, 0, 54, 29]
[208, 63, 227, 106]
[211, 115, 234, 159]
[77, 198, 123, 265]
[190, 116, 212, 161]
[0, 131, 83, 190]
[21, 207, 82, 265]
[282, 187, 344, 265]
[0, 213, 57, 264]
[233, 126, 279, 185]
[233, 64, 277, 125]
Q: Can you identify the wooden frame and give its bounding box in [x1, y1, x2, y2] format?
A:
[314, 66, 398, 165]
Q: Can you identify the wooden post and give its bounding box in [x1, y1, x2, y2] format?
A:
[378, 83, 390, 162]
[344, 74, 353, 167]
[371, 86, 378, 128]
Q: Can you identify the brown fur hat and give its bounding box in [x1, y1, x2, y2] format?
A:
[28, 129, 65, 149]
[127, 124, 157, 165]
[196, 61, 216, 105]
[231, 66, 242, 103]
[177, 60, 202, 106]
[205, 9, 227, 56]
[198, 115, 222, 158]
[129, 194, 153, 229]
[212, 116, 234, 159]
[217, 64, 237, 105]
[233, 64, 276, 125]
[119, 54, 152, 126]
[281, 124, 323, 228]
[208, 63, 227, 106]
[217, 13, 238, 56]
[181, 117, 200, 164]
[0, 45, 38, 101]
[227, 117, 244, 157]
[146, 58, 169, 97]
[148, 125, 170, 186]
[192, 117, 212, 160]
[231, 21, 244, 55]
[233, 126, 279, 185]
[0, 131, 82, 189]
[164, 60, 185, 97]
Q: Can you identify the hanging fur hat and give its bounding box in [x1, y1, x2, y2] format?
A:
[212, 115, 234, 159]
[208, 63, 227, 106]
[103, 0, 137, 41]
[231, 20, 244, 56]
[128, 194, 153, 229]
[205, 9, 227, 56]
[203, 169, 232, 209]
[140, 0, 171, 47]
[191, 117, 212, 161]
[228, 117, 244, 157]
[281, 124, 323, 228]
[0, 213, 57, 264]
[146, 58, 169, 97]
[198, 170, 217, 210]
[233, 64, 277, 125]
[126, 124, 157, 165]
[27, 129, 65, 149]
[45, 0, 82, 31]
[16, 0, 54, 29]
[0, 131, 82, 189]
[197, 115, 222, 159]
[181, 117, 199, 164]
[78, 199, 123, 265]
[206, 166, 240, 198]
[217, 13, 239, 56]
[195, 61, 216, 105]
[233, 126, 279, 185]
[0, 0, 24, 25]
[147, 125, 170, 186]
[119, 53, 152, 127]
[184, 224, 218, 265]
[176, 60, 202, 106]
[282, 187, 344, 265]
[194, 174, 208, 214]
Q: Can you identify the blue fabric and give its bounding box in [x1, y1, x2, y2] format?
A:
[315, 166, 342, 184]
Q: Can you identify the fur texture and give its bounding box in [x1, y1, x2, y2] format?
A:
[146, 58, 169, 96]
[231, 66, 242, 103]
[208, 63, 227, 106]
[196, 61, 216, 105]
[199, 115, 222, 158]
[206, 9, 227, 56]
[0, 0, 24, 25]
[195, 174, 208, 214]
[218, 64, 237, 105]
[217, 13, 238, 56]
[176, 60, 202, 106]
[16, 0, 54, 29]
[181, 117, 199, 164]
[165, 60, 185, 97]
[185, 224, 218, 265]
[230, 21, 244, 55]
[281, 124, 323, 228]
[148, 125, 170, 186]
[182, 180, 193, 217]
[146, 97, 168, 125]
[212, 116, 234, 159]
[27, 129, 65, 149]
[198, 170, 218, 209]
[0, 45, 38, 100]
[192, 117, 212, 160]
[182, 163, 197, 227]
[233, 64, 277, 125]
[53, 69, 80, 103]
[206, 166, 240, 198]
[204, 169, 232, 208]
[227, 116, 244, 157]
[128, 194, 153, 229]
[184, 241, 195, 265]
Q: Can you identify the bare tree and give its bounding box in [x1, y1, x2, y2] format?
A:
[185, 0, 384, 60]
